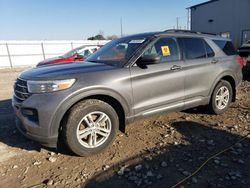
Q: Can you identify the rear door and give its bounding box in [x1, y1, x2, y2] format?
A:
[180, 37, 219, 108]
[130, 36, 185, 116]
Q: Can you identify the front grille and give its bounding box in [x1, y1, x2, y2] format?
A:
[14, 78, 31, 102]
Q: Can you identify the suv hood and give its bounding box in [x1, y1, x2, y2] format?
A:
[20, 61, 117, 80]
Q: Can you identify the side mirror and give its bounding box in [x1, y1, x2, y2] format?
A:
[137, 54, 160, 66]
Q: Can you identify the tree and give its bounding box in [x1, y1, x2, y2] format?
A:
[87, 34, 105, 40]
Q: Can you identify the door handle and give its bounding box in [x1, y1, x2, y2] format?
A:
[170, 65, 182, 71]
[211, 59, 219, 64]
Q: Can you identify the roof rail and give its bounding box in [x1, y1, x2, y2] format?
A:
[164, 29, 218, 36]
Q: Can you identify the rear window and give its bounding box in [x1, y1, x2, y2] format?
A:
[213, 40, 236, 55]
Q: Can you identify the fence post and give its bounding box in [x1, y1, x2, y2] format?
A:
[41, 42, 45, 60]
[71, 42, 74, 49]
[6, 43, 13, 69]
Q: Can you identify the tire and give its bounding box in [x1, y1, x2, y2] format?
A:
[209, 80, 233, 115]
[62, 99, 119, 156]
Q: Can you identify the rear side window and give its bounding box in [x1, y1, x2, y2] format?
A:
[213, 40, 236, 55]
[183, 38, 207, 60]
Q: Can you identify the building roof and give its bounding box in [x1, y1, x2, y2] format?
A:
[187, 0, 219, 9]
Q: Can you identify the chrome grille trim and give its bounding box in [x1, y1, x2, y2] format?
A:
[14, 78, 31, 102]
[15, 90, 30, 95]
[14, 93, 26, 101]
[16, 84, 27, 88]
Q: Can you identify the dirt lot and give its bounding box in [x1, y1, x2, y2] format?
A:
[0, 69, 249, 188]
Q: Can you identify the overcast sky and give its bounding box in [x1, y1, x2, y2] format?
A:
[0, 0, 207, 40]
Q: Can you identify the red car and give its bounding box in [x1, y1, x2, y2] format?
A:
[37, 45, 101, 66]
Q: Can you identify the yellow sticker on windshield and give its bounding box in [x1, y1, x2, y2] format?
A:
[161, 46, 170, 56]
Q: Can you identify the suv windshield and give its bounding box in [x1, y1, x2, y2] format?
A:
[61, 48, 80, 58]
[86, 36, 149, 67]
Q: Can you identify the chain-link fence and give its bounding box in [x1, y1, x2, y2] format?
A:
[0, 40, 109, 68]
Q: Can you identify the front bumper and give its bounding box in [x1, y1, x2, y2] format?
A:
[15, 116, 57, 147]
[12, 91, 67, 148]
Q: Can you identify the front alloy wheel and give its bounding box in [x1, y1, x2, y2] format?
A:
[62, 99, 119, 156]
[76, 111, 112, 148]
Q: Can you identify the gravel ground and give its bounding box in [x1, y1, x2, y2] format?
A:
[0, 69, 249, 188]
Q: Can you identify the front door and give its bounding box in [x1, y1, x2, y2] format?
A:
[130, 37, 185, 117]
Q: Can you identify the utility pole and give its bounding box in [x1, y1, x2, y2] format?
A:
[176, 17, 179, 30]
[120, 17, 123, 37]
[187, 9, 190, 30]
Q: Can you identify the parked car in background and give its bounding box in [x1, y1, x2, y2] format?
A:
[13, 30, 242, 156]
[37, 45, 101, 66]
[238, 40, 250, 57]
[238, 41, 250, 79]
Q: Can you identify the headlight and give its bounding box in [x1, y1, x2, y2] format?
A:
[27, 79, 76, 93]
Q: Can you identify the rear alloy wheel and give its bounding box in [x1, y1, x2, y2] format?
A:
[209, 80, 232, 115]
[62, 99, 119, 156]
[215, 86, 230, 110]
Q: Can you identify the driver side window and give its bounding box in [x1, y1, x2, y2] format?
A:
[143, 37, 180, 63]
[79, 49, 91, 58]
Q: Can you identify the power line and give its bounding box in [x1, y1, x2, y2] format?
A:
[176, 17, 179, 30]
[120, 17, 123, 37]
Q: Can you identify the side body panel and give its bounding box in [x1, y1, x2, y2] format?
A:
[130, 61, 185, 117]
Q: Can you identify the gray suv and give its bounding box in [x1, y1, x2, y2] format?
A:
[13, 30, 243, 156]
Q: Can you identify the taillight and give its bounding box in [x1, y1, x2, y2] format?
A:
[236, 56, 244, 67]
